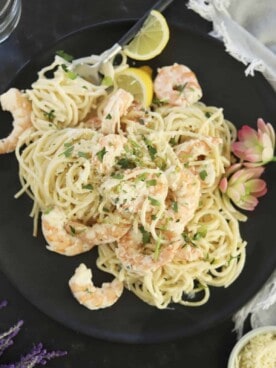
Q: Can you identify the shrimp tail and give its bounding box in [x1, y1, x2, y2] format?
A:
[0, 88, 32, 154]
[69, 263, 124, 310]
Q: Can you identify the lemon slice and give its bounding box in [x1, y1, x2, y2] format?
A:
[123, 10, 170, 61]
[115, 67, 153, 107]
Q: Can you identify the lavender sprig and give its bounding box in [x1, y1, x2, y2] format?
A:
[0, 321, 24, 357]
[0, 301, 8, 310]
[1, 300, 67, 367]
[0, 343, 67, 368]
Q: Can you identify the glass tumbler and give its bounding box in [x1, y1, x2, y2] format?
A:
[0, 0, 21, 43]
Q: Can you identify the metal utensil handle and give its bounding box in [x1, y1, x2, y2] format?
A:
[118, 0, 174, 47]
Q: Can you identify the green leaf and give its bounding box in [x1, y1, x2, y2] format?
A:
[82, 184, 93, 190]
[172, 201, 178, 213]
[67, 70, 78, 80]
[111, 173, 124, 179]
[154, 237, 162, 260]
[69, 225, 76, 235]
[143, 136, 157, 160]
[78, 151, 89, 159]
[43, 109, 55, 122]
[199, 170, 208, 181]
[105, 113, 112, 120]
[56, 50, 74, 62]
[96, 147, 107, 162]
[117, 157, 137, 169]
[101, 76, 113, 87]
[146, 179, 157, 187]
[181, 231, 197, 247]
[135, 173, 148, 182]
[152, 97, 168, 106]
[139, 225, 151, 244]
[61, 64, 77, 79]
[43, 207, 53, 214]
[148, 196, 160, 206]
[173, 83, 187, 94]
[59, 143, 74, 158]
[193, 226, 207, 240]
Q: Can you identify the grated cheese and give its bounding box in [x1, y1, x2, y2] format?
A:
[235, 332, 276, 368]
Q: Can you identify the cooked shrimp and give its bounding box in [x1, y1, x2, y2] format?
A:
[165, 166, 201, 228]
[153, 63, 202, 107]
[0, 88, 32, 154]
[100, 88, 134, 134]
[174, 138, 222, 187]
[42, 207, 130, 256]
[116, 227, 181, 275]
[83, 114, 102, 130]
[123, 101, 148, 124]
[91, 133, 127, 175]
[100, 168, 168, 216]
[69, 263, 123, 310]
[174, 244, 204, 262]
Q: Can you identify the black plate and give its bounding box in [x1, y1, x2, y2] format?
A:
[0, 21, 276, 343]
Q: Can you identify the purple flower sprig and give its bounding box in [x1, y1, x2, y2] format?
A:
[220, 118, 275, 211]
[0, 302, 8, 310]
[0, 300, 67, 367]
[0, 343, 67, 368]
[0, 321, 23, 358]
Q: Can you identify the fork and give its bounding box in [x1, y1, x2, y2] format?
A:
[72, 0, 174, 85]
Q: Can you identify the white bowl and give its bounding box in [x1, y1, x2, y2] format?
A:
[227, 325, 276, 368]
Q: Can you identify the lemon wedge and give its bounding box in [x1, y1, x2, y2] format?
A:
[123, 10, 170, 61]
[115, 67, 153, 107]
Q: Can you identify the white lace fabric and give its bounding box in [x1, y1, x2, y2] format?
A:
[187, 0, 276, 90]
[187, 0, 276, 338]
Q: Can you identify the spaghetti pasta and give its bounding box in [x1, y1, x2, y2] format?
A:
[1, 52, 247, 310]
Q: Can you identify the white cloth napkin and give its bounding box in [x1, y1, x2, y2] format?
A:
[187, 0, 276, 338]
[187, 0, 276, 91]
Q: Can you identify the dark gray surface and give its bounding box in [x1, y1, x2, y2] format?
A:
[0, 0, 241, 366]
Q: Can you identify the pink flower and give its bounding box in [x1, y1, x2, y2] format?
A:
[232, 118, 275, 165]
[219, 164, 267, 211]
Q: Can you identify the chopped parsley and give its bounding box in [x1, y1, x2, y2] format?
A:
[59, 143, 74, 157]
[169, 137, 178, 146]
[173, 83, 187, 94]
[43, 207, 53, 214]
[105, 113, 112, 120]
[111, 172, 124, 179]
[148, 196, 160, 206]
[182, 231, 197, 247]
[172, 201, 178, 213]
[136, 172, 148, 182]
[61, 64, 77, 79]
[96, 147, 107, 162]
[69, 225, 76, 235]
[154, 237, 162, 260]
[146, 179, 157, 187]
[152, 97, 168, 106]
[78, 151, 89, 159]
[56, 50, 74, 62]
[139, 225, 151, 245]
[117, 157, 136, 169]
[199, 170, 208, 181]
[143, 136, 157, 160]
[82, 184, 93, 190]
[101, 76, 113, 87]
[193, 226, 207, 240]
[43, 109, 55, 122]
